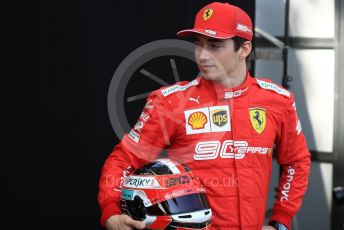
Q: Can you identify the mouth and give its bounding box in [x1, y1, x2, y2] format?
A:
[200, 65, 215, 71]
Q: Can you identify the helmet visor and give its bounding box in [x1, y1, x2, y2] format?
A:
[146, 193, 209, 215]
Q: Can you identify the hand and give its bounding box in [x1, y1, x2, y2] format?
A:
[262, 226, 276, 230]
[105, 214, 146, 230]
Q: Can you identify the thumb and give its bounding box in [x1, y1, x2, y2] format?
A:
[123, 215, 145, 229]
[131, 220, 145, 229]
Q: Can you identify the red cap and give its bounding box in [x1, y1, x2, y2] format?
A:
[177, 2, 253, 41]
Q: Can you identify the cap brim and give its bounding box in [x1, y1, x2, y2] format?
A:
[177, 28, 235, 39]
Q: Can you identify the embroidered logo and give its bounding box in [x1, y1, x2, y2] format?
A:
[161, 79, 198, 97]
[257, 79, 290, 97]
[249, 108, 266, 134]
[184, 106, 230, 135]
[211, 109, 228, 127]
[203, 8, 214, 20]
[189, 96, 200, 104]
[188, 112, 208, 129]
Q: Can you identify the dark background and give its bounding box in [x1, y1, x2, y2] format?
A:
[1, 1, 254, 229]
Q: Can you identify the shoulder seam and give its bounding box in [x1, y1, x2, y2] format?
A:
[256, 79, 290, 97]
[160, 79, 199, 97]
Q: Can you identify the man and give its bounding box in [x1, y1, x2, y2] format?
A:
[98, 2, 311, 230]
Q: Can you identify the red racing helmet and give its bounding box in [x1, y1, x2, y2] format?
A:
[120, 158, 212, 229]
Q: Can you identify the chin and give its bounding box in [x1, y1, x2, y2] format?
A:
[201, 72, 220, 81]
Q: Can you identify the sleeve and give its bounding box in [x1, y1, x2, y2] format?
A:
[269, 94, 311, 229]
[97, 92, 175, 227]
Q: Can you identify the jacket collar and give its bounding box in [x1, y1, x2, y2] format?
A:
[199, 71, 253, 100]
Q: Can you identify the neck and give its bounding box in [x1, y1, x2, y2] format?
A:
[217, 65, 247, 88]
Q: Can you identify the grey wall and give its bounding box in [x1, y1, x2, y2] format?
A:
[255, 0, 336, 229]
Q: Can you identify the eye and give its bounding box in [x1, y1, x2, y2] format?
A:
[193, 41, 201, 47]
[193, 42, 203, 52]
[194, 42, 200, 47]
[209, 43, 221, 49]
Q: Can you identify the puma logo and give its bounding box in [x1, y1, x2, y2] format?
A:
[189, 96, 200, 104]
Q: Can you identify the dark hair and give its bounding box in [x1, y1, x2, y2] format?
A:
[232, 36, 248, 52]
[232, 36, 253, 65]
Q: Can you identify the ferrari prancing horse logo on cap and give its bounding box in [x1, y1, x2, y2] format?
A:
[203, 8, 213, 21]
[249, 108, 266, 134]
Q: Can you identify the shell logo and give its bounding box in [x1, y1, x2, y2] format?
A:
[188, 112, 207, 129]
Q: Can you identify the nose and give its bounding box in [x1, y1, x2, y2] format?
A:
[196, 46, 210, 62]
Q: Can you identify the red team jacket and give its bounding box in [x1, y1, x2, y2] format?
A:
[98, 72, 311, 229]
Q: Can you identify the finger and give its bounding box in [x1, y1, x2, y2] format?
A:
[122, 214, 134, 225]
[121, 218, 135, 230]
[123, 216, 145, 229]
[131, 220, 145, 229]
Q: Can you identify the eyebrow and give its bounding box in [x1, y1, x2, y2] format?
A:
[207, 38, 224, 43]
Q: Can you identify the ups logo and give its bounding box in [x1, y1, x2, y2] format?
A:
[211, 110, 228, 127]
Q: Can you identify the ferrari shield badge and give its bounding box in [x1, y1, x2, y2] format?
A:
[249, 108, 266, 134]
[203, 8, 213, 21]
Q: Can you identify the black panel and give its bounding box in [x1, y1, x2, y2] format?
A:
[2, 1, 256, 230]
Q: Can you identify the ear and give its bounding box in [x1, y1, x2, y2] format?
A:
[239, 41, 252, 59]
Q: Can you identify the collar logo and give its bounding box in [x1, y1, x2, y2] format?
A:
[224, 87, 248, 99]
[203, 8, 213, 21]
[211, 109, 228, 127]
[188, 111, 208, 129]
[249, 108, 266, 134]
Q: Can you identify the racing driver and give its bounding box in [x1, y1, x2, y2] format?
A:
[98, 2, 311, 230]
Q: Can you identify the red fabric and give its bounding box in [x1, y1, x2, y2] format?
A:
[177, 2, 253, 41]
[98, 72, 310, 229]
